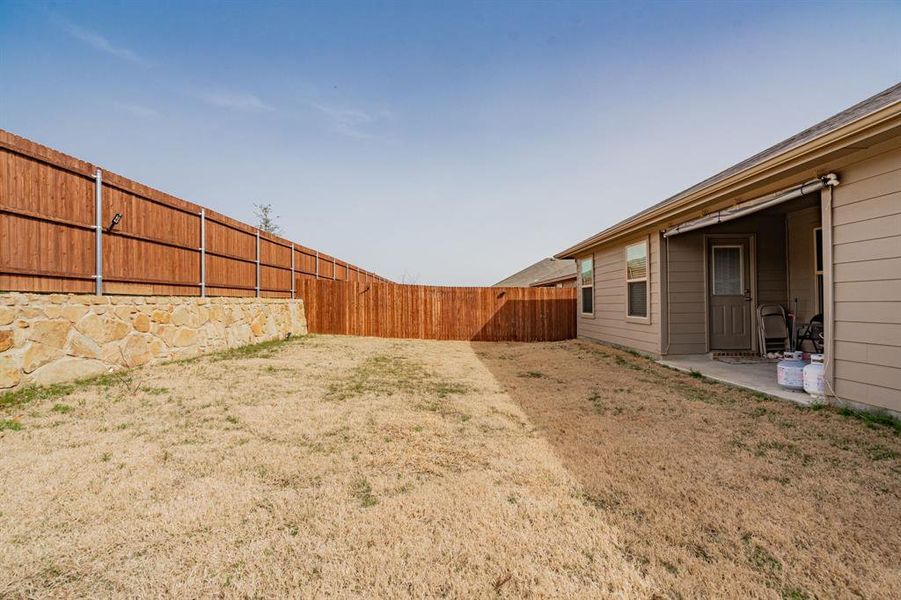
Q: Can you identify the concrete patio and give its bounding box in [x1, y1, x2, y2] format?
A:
[658, 355, 815, 405]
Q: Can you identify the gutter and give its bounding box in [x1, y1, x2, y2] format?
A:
[662, 174, 839, 237]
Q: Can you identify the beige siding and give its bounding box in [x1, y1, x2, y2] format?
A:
[786, 206, 822, 323]
[664, 233, 706, 354]
[662, 213, 788, 354]
[577, 231, 662, 355]
[831, 145, 901, 413]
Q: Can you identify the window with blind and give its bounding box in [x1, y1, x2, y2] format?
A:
[580, 256, 594, 315]
[626, 241, 648, 318]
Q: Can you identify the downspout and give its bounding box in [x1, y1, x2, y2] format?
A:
[663, 233, 672, 355]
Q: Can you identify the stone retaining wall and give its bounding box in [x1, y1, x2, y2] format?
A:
[0, 294, 307, 390]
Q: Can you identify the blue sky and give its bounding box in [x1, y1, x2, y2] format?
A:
[1, 1, 899, 284]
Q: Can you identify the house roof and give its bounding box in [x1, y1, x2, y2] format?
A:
[557, 82, 901, 258]
[494, 257, 577, 287]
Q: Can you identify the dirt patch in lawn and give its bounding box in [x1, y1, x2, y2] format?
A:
[475, 339, 901, 599]
[0, 335, 649, 598]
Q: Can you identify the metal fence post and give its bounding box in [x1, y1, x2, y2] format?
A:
[94, 169, 103, 295]
[315, 251, 320, 279]
[199, 209, 206, 297]
[255, 230, 261, 298]
[333, 257, 337, 280]
[290, 242, 295, 299]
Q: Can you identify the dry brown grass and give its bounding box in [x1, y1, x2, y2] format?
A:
[475, 340, 901, 600]
[0, 335, 649, 598]
[3, 335, 898, 598]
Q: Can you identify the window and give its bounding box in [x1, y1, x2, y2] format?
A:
[814, 227, 824, 313]
[580, 256, 594, 315]
[626, 241, 648, 318]
[712, 246, 743, 295]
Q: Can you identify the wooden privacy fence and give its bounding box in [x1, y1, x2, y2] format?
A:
[298, 280, 577, 341]
[0, 129, 388, 297]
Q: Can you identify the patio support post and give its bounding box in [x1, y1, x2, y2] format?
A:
[290, 243, 295, 299]
[821, 185, 836, 394]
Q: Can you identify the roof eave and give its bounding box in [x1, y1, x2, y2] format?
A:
[555, 99, 901, 259]
[529, 273, 577, 287]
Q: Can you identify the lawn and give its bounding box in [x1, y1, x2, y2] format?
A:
[0, 335, 898, 598]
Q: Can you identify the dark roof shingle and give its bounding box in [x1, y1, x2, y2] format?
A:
[494, 257, 576, 287]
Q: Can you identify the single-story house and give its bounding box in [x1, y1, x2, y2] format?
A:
[494, 257, 577, 288]
[556, 83, 901, 415]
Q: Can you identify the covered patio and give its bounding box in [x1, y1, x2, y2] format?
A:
[658, 354, 814, 404]
[660, 177, 829, 402]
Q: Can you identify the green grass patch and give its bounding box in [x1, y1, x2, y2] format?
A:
[325, 354, 469, 401]
[754, 440, 802, 460]
[51, 403, 73, 414]
[210, 336, 296, 362]
[0, 371, 132, 412]
[837, 406, 901, 434]
[435, 381, 470, 398]
[0, 418, 22, 431]
[742, 534, 782, 576]
[865, 443, 899, 461]
[781, 587, 811, 600]
[581, 490, 622, 511]
[518, 370, 546, 379]
[351, 477, 378, 507]
[140, 386, 169, 396]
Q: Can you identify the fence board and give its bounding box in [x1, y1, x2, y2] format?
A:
[298, 280, 576, 342]
[0, 128, 389, 294]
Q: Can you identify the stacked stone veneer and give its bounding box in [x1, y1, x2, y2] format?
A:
[0, 294, 307, 390]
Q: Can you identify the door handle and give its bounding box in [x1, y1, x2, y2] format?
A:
[743, 289, 752, 301]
